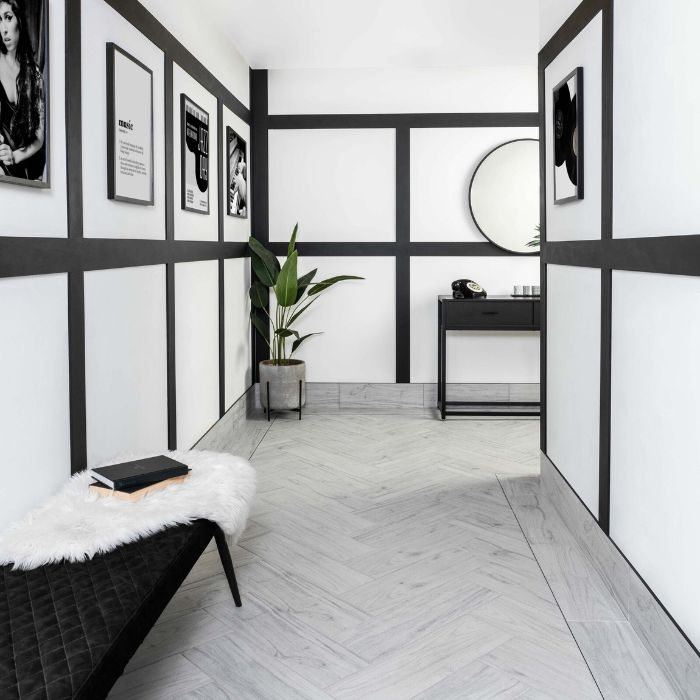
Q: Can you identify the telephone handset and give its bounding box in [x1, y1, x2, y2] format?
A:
[451, 279, 487, 299]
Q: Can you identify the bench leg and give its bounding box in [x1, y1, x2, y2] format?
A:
[214, 526, 242, 607]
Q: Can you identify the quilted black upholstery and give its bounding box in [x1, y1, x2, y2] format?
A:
[0, 520, 214, 700]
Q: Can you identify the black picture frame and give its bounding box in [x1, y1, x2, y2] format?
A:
[106, 43, 154, 205]
[552, 66, 584, 204]
[226, 126, 248, 218]
[0, 0, 50, 189]
[180, 93, 210, 214]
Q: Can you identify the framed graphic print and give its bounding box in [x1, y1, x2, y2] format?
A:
[552, 66, 584, 204]
[106, 43, 154, 205]
[180, 93, 209, 214]
[0, 0, 50, 188]
[226, 126, 247, 218]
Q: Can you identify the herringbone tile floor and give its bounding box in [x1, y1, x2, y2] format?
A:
[108, 411, 674, 699]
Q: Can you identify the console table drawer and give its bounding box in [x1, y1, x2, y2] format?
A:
[443, 300, 534, 327]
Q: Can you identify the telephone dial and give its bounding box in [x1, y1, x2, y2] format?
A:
[451, 279, 487, 299]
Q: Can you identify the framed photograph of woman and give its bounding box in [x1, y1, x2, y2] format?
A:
[0, 0, 49, 188]
[226, 126, 247, 218]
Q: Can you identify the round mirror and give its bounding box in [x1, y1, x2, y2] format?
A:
[468, 138, 540, 254]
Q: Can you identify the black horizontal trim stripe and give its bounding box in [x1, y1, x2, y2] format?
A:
[409, 242, 530, 256]
[101, 0, 249, 123]
[0, 238, 248, 278]
[545, 236, 700, 276]
[265, 241, 530, 257]
[266, 242, 397, 256]
[268, 113, 539, 130]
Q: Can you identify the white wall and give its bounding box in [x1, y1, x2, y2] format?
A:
[267, 66, 540, 384]
[610, 270, 700, 648]
[224, 258, 252, 408]
[546, 264, 600, 516]
[539, 0, 583, 48]
[0, 275, 71, 531]
[544, 12, 602, 242]
[84, 266, 168, 465]
[613, 0, 700, 239]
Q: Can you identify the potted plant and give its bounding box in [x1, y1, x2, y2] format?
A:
[248, 224, 363, 410]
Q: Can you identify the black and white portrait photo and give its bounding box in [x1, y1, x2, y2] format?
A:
[0, 0, 49, 188]
[553, 66, 583, 204]
[226, 126, 247, 218]
[181, 93, 209, 214]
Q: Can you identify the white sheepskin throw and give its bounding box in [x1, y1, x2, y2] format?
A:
[0, 450, 256, 571]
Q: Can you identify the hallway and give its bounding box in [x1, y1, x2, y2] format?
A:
[110, 411, 677, 699]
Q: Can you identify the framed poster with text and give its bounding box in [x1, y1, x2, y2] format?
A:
[226, 126, 247, 218]
[180, 93, 209, 214]
[106, 43, 154, 205]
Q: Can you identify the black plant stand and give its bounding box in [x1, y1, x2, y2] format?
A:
[263, 379, 303, 421]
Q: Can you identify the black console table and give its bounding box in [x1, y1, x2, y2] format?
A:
[437, 295, 540, 419]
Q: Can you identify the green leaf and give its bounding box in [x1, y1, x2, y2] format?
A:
[249, 237, 280, 287]
[294, 268, 318, 303]
[249, 281, 269, 309]
[291, 332, 321, 355]
[307, 275, 363, 296]
[274, 328, 299, 339]
[288, 223, 299, 258]
[250, 311, 270, 341]
[287, 296, 317, 327]
[275, 250, 298, 307]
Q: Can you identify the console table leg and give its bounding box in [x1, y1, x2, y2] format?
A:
[214, 526, 242, 607]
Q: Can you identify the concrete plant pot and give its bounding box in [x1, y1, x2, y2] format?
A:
[259, 360, 306, 410]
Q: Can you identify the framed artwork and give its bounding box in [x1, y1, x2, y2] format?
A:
[552, 66, 583, 204]
[180, 93, 209, 214]
[226, 126, 247, 218]
[106, 43, 154, 205]
[0, 0, 49, 188]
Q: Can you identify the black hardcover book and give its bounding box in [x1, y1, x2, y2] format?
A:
[90, 456, 190, 490]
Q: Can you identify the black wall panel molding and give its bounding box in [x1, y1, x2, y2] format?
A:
[268, 113, 538, 130]
[101, 0, 249, 123]
[395, 126, 411, 383]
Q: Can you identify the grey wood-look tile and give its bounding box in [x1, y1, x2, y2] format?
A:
[174, 682, 233, 699]
[339, 382, 424, 408]
[413, 659, 530, 700]
[109, 653, 211, 700]
[569, 621, 680, 700]
[509, 383, 541, 402]
[328, 613, 511, 699]
[480, 635, 602, 700]
[628, 573, 700, 700]
[128, 608, 231, 671]
[305, 382, 340, 407]
[431, 382, 510, 405]
[240, 531, 372, 596]
[185, 635, 332, 700]
[237, 518, 268, 542]
[180, 546, 258, 588]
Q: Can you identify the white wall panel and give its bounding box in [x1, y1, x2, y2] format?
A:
[546, 264, 600, 516]
[224, 258, 251, 408]
[411, 127, 539, 243]
[84, 266, 167, 466]
[0, 275, 70, 531]
[173, 64, 218, 241]
[539, 0, 583, 47]
[2, 2, 66, 237]
[410, 257, 540, 383]
[268, 67, 537, 115]
[268, 129, 395, 242]
[277, 257, 395, 383]
[222, 106, 251, 242]
[81, 0, 166, 239]
[611, 270, 700, 648]
[175, 260, 219, 447]
[544, 12, 602, 241]
[613, 0, 700, 239]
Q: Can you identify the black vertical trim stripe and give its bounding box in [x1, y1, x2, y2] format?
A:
[250, 69, 270, 380]
[537, 62, 547, 454]
[218, 100, 226, 416]
[65, 0, 86, 474]
[395, 126, 411, 383]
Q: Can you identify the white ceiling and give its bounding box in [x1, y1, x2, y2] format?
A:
[212, 0, 539, 69]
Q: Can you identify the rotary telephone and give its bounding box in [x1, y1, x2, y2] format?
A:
[451, 279, 487, 299]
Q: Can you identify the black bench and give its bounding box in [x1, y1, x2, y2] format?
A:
[0, 519, 241, 700]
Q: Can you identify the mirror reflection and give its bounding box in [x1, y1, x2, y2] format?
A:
[468, 138, 540, 254]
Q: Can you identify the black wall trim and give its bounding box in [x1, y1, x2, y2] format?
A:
[395, 126, 411, 383]
[68, 273, 87, 474]
[263, 242, 517, 258]
[268, 113, 538, 130]
[0, 238, 247, 278]
[166, 263, 176, 449]
[101, 0, 249, 123]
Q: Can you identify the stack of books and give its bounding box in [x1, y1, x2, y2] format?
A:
[89, 456, 191, 502]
